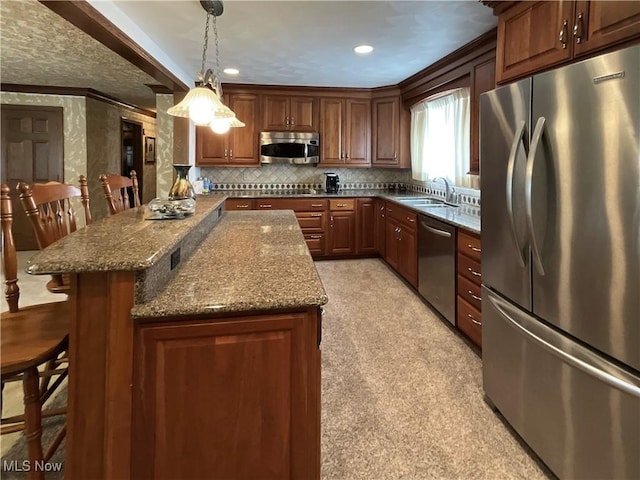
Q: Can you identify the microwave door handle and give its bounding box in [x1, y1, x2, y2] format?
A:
[506, 120, 528, 268]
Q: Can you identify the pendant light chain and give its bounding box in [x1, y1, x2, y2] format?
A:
[200, 11, 211, 79]
[212, 13, 223, 99]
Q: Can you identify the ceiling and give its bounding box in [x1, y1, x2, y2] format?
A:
[0, 0, 497, 112]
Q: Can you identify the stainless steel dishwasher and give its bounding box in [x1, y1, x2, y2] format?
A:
[418, 215, 456, 325]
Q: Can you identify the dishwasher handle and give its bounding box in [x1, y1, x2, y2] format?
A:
[422, 222, 452, 238]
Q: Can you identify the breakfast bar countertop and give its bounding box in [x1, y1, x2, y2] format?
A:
[26, 195, 227, 275]
[131, 210, 328, 319]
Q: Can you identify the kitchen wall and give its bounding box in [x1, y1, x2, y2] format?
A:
[85, 98, 156, 220]
[198, 165, 412, 190]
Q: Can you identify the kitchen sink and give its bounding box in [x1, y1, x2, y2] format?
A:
[397, 197, 453, 207]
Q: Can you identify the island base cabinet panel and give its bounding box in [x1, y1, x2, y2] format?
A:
[132, 312, 321, 480]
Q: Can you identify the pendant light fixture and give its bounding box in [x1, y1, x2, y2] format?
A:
[167, 0, 244, 134]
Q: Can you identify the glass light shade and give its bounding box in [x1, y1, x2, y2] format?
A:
[167, 86, 233, 125]
[210, 118, 231, 134]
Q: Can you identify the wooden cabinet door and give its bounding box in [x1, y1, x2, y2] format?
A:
[319, 98, 344, 165]
[356, 198, 376, 254]
[262, 95, 289, 130]
[196, 125, 229, 166]
[372, 96, 399, 166]
[470, 58, 496, 175]
[289, 97, 316, 132]
[573, 1, 640, 56]
[384, 217, 400, 270]
[132, 312, 321, 480]
[328, 211, 355, 255]
[345, 99, 371, 165]
[375, 199, 386, 257]
[229, 94, 259, 165]
[398, 226, 418, 288]
[496, 1, 574, 83]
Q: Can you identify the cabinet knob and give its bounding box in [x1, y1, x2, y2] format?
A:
[290, 117, 295, 126]
[394, 152, 398, 160]
[573, 12, 584, 44]
[229, 149, 233, 158]
[224, 148, 228, 158]
[559, 19, 568, 49]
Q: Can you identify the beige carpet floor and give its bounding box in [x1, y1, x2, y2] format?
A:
[316, 258, 551, 480]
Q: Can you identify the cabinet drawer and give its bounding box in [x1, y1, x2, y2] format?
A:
[458, 274, 482, 312]
[225, 198, 255, 210]
[296, 212, 326, 231]
[458, 253, 482, 284]
[263, 198, 327, 211]
[329, 199, 355, 211]
[457, 297, 482, 349]
[458, 230, 481, 262]
[304, 233, 326, 256]
[386, 203, 417, 228]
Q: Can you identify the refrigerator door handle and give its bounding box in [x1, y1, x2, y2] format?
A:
[506, 120, 528, 268]
[486, 288, 640, 398]
[526, 116, 546, 276]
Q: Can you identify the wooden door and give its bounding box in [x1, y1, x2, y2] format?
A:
[229, 94, 259, 166]
[356, 198, 376, 254]
[133, 312, 320, 480]
[262, 95, 288, 131]
[1, 105, 64, 250]
[372, 97, 399, 166]
[289, 97, 316, 132]
[384, 218, 400, 270]
[319, 98, 344, 164]
[345, 99, 370, 165]
[375, 199, 386, 256]
[328, 211, 355, 255]
[196, 125, 228, 166]
[573, 1, 640, 56]
[496, 1, 574, 83]
[399, 226, 418, 288]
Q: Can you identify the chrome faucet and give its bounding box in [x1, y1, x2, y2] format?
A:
[434, 177, 456, 204]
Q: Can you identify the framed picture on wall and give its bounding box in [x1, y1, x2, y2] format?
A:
[145, 136, 156, 164]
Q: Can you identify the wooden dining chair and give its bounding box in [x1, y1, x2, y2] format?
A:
[18, 176, 92, 294]
[99, 170, 141, 215]
[1, 184, 69, 479]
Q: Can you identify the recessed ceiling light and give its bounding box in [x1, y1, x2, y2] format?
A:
[223, 68, 239, 75]
[354, 45, 374, 55]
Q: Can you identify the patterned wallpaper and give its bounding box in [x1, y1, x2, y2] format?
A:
[85, 98, 156, 221]
[155, 94, 176, 199]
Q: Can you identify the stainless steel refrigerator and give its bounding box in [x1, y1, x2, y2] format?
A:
[480, 45, 640, 479]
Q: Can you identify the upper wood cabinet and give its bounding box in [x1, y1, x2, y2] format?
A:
[495, 1, 640, 83]
[261, 95, 317, 132]
[470, 58, 496, 175]
[371, 96, 410, 169]
[196, 93, 260, 167]
[319, 98, 370, 167]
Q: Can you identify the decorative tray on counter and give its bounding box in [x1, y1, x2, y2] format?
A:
[146, 198, 195, 220]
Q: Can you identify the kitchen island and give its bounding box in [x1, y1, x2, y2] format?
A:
[27, 196, 327, 480]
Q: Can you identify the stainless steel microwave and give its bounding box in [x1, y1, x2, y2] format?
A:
[260, 132, 320, 164]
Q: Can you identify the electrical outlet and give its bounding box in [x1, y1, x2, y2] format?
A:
[170, 248, 181, 270]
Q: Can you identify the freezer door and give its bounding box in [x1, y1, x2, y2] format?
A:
[480, 80, 532, 310]
[483, 287, 640, 480]
[528, 45, 640, 370]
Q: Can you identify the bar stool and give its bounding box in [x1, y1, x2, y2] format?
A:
[99, 170, 141, 215]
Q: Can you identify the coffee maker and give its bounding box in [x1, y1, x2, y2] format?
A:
[324, 173, 340, 193]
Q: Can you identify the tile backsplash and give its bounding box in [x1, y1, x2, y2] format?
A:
[197, 164, 480, 208]
[198, 164, 412, 190]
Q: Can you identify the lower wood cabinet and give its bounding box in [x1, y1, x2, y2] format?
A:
[456, 229, 482, 349]
[328, 199, 356, 255]
[384, 202, 418, 288]
[132, 310, 321, 480]
[356, 198, 377, 254]
[225, 198, 255, 210]
[375, 198, 386, 257]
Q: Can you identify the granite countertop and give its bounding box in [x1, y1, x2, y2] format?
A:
[26, 195, 227, 275]
[131, 210, 328, 319]
[220, 189, 481, 234]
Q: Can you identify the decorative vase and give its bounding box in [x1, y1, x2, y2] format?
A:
[168, 164, 196, 200]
